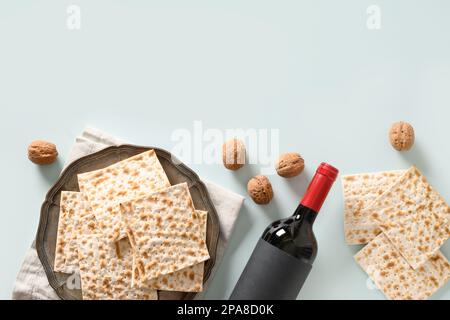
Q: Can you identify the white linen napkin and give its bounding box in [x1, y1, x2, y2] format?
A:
[12, 127, 244, 299]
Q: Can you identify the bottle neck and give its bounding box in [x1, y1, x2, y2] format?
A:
[299, 163, 338, 213]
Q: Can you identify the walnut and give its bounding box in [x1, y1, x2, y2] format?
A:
[222, 138, 246, 170]
[275, 152, 305, 178]
[247, 175, 273, 205]
[389, 122, 415, 151]
[28, 140, 58, 165]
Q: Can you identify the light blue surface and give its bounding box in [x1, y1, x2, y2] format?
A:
[0, 1, 449, 300]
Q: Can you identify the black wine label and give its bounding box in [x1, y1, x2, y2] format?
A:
[230, 239, 312, 300]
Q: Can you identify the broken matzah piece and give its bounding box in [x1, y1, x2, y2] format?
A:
[54, 191, 97, 273]
[77, 234, 157, 300]
[355, 233, 450, 300]
[342, 170, 405, 245]
[132, 210, 208, 292]
[122, 183, 210, 285]
[77, 150, 170, 241]
[362, 166, 450, 269]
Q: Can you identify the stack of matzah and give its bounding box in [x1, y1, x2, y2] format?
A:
[53, 150, 210, 299]
[343, 166, 450, 300]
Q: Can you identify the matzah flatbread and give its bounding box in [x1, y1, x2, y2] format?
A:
[344, 222, 381, 245]
[54, 191, 97, 273]
[363, 166, 450, 269]
[133, 210, 207, 292]
[122, 183, 210, 285]
[380, 212, 450, 269]
[77, 234, 157, 300]
[355, 233, 450, 300]
[342, 170, 405, 245]
[77, 150, 170, 241]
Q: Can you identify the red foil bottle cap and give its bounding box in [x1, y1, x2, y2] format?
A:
[300, 162, 339, 213]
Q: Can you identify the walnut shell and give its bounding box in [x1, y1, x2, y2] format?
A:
[28, 140, 58, 165]
[389, 122, 415, 151]
[222, 138, 246, 170]
[275, 152, 305, 178]
[247, 175, 273, 205]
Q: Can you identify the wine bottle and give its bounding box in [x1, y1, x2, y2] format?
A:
[229, 162, 338, 300]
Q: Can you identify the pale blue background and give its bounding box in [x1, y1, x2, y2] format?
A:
[0, 1, 449, 300]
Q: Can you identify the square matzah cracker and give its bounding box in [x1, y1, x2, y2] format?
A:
[362, 166, 450, 269]
[77, 234, 157, 300]
[122, 183, 210, 284]
[77, 150, 170, 241]
[54, 191, 97, 273]
[363, 167, 450, 223]
[133, 210, 208, 292]
[342, 170, 405, 245]
[355, 233, 450, 300]
[380, 212, 450, 269]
